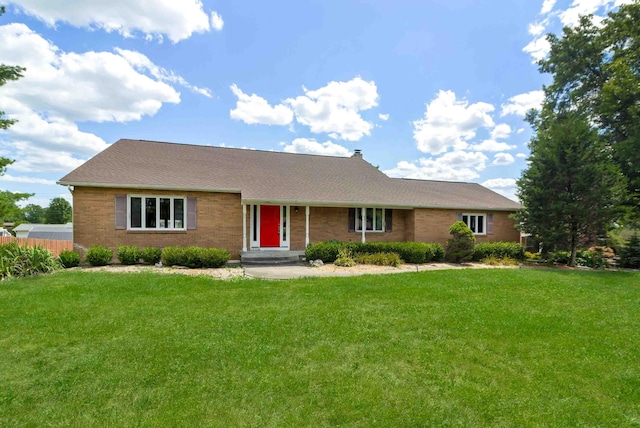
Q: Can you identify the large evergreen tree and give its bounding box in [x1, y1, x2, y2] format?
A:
[517, 109, 625, 266]
[540, 1, 640, 222]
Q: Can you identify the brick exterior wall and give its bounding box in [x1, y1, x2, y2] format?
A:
[411, 208, 520, 245]
[73, 187, 520, 259]
[73, 187, 244, 258]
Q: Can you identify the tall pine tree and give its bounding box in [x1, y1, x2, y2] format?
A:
[517, 109, 625, 266]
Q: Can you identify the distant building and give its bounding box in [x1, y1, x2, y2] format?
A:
[13, 223, 73, 241]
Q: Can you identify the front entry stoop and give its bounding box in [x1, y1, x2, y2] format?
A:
[240, 250, 305, 266]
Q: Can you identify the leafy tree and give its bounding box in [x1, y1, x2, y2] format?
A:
[22, 204, 47, 223]
[540, 1, 640, 222]
[45, 197, 72, 224]
[517, 109, 625, 266]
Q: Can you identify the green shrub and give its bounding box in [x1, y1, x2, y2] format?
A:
[140, 247, 162, 264]
[525, 251, 541, 260]
[445, 221, 475, 263]
[0, 242, 61, 279]
[162, 246, 230, 268]
[196, 247, 231, 268]
[117, 245, 140, 265]
[548, 251, 570, 265]
[473, 242, 525, 261]
[58, 250, 80, 268]
[85, 245, 113, 266]
[161, 246, 185, 266]
[305, 241, 444, 264]
[576, 250, 608, 269]
[354, 252, 402, 267]
[481, 256, 519, 266]
[334, 248, 356, 267]
[619, 234, 640, 269]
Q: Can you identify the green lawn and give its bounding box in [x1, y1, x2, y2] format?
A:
[1, 269, 639, 427]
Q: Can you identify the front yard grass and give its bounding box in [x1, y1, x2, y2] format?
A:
[1, 269, 639, 426]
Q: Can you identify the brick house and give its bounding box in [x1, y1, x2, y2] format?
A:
[58, 139, 521, 259]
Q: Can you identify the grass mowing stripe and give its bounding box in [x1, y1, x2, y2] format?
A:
[0, 269, 639, 426]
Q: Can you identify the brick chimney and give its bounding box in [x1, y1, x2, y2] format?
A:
[351, 149, 362, 159]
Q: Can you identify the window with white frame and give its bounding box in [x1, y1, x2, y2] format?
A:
[128, 195, 186, 230]
[356, 207, 385, 232]
[462, 213, 485, 235]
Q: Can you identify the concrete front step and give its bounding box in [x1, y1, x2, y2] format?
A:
[240, 250, 305, 266]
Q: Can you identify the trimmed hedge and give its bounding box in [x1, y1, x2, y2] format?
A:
[305, 241, 445, 264]
[140, 247, 162, 265]
[117, 245, 140, 265]
[58, 250, 81, 268]
[472, 242, 525, 261]
[162, 246, 230, 268]
[86, 245, 113, 266]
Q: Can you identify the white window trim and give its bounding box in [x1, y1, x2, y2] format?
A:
[355, 207, 385, 233]
[127, 195, 187, 231]
[462, 213, 486, 235]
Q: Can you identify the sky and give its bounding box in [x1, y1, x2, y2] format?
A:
[0, 0, 632, 208]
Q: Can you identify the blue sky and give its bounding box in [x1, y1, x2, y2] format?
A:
[0, 0, 631, 207]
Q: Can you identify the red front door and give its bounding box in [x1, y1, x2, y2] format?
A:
[260, 205, 280, 247]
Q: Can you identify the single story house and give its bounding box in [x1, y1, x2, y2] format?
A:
[13, 223, 73, 240]
[58, 139, 522, 259]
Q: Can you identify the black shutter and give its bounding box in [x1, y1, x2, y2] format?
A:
[187, 197, 197, 230]
[487, 213, 494, 235]
[385, 209, 392, 232]
[115, 195, 126, 230]
[348, 208, 355, 232]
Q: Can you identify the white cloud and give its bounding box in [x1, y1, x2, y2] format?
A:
[481, 178, 518, 201]
[541, 0, 558, 14]
[384, 151, 488, 181]
[379, 113, 390, 121]
[493, 153, 515, 165]
[6, 106, 108, 155]
[9, 0, 219, 42]
[491, 123, 512, 140]
[516, 153, 528, 158]
[517, 128, 525, 134]
[529, 22, 546, 36]
[523, 36, 551, 63]
[285, 77, 378, 141]
[469, 140, 516, 152]
[281, 138, 351, 157]
[0, 174, 56, 185]
[210, 12, 224, 31]
[116, 48, 211, 97]
[413, 90, 495, 155]
[0, 24, 181, 123]
[5, 141, 86, 173]
[0, 23, 195, 177]
[501, 90, 544, 117]
[229, 84, 293, 126]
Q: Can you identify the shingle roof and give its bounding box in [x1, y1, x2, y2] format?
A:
[13, 223, 73, 240]
[58, 139, 521, 211]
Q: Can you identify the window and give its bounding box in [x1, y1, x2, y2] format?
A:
[462, 213, 485, 235]
[356, 207, 385, 232]
[128, 195, 186, 230]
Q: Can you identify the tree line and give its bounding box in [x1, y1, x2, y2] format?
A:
[517, 0, 640, 266]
